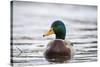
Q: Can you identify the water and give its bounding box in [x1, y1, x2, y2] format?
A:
[11, 1, 97, 66]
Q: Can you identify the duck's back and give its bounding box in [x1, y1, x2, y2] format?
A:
[44, 39, 71, 63]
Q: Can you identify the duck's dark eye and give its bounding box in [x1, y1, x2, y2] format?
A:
[49, 30, 52, 32]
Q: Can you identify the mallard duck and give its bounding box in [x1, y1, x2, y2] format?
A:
[43, 20, 74, 63]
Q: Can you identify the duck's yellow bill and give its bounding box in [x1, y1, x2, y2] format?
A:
[43, 28, 54, 37]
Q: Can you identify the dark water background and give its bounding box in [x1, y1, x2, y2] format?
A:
[11, 1, 97, 66]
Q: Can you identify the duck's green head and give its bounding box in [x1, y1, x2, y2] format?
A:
[43, 20, 66, 40]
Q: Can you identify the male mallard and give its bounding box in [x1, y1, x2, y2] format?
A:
[43, 20, 74, 63]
